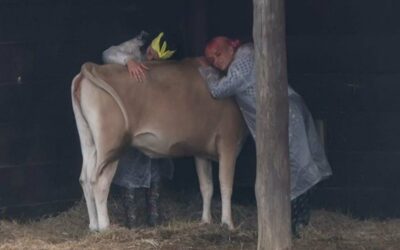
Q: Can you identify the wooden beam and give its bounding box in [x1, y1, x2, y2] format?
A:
[253, 0, 291, 249]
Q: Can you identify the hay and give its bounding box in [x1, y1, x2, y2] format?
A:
[294, 210, 400, 250]
[1, 190, 400, 250]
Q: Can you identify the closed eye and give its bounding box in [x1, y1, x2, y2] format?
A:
[206, 56, 215, 65]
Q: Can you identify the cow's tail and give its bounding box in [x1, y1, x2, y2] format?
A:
[97, 132, 131, 176]
[81, 62, 130, 131]
[71, 73, 98, 182]
[80, 63, 131, 177]
[72, 72, 132, 179]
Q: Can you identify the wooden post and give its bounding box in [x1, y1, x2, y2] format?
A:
[253, 0, 291, 249]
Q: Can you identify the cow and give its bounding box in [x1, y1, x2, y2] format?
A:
[71, 58, 247, 231]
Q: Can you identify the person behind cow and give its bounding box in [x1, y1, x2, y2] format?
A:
[102, 30, 177, 227]
[198, 36, 332, 235]
[103, 30, 178, 81]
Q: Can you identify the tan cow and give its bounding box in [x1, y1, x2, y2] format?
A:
[71, 58, 247, 231]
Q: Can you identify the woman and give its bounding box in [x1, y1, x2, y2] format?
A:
[198, 36, 332, 235]
[102, 30, 177, 228]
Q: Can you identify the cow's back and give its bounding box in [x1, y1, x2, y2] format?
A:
[83, 59, 246, 159]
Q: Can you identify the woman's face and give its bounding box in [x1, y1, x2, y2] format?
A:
[205, 41, 235, 71]
[146, 46, 159, 61]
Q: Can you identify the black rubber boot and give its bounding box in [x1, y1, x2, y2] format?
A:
[146, 181, 161, 227]
[121, 187, 139, 229]
[291, 190, 311, 238]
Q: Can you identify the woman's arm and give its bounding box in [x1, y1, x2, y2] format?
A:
[102, 31, 151, 81]
[102, 31, 147, 65]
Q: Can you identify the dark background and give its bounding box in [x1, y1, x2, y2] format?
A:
[1, 0, 399, 219]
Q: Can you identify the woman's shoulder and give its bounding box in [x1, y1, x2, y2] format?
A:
[232, 43, 254, 65]
[235, 43, 255, 59]
[238, 43, 254, 53]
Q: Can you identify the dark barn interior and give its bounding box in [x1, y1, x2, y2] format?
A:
[1, 0, 400, 224]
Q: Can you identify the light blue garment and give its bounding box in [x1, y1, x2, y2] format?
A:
[102, 31, 148, 65]
[102, 31, 174, 188]
[113, 147, 174, 189]
[199, 43, 332, 199]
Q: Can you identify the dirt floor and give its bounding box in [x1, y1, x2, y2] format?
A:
[1, 190, 400, 250]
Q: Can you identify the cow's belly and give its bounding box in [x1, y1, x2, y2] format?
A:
[132, 131, 170, 158]
[132, 130, 215, 159]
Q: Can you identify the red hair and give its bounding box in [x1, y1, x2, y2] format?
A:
[204, 36, 241, 55]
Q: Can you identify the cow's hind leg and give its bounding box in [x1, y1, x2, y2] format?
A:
[80, 149, 99, 231]
[79, 76, 126, 231]
[72, 74, 99, 231]
[92, 154, 118, 231]
[195, 157, 214, 224]
[88, 110, 125, 231]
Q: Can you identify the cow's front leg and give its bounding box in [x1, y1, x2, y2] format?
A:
[195, 157, 214, 224]
[218, 152, 236, 230]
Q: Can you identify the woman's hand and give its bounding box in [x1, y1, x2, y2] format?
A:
[126, 59, 149, 82]
[197, 56, 210, 67]
[198, 65, 221, 82]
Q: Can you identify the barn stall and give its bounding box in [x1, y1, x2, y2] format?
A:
[1, 0, 400, 249]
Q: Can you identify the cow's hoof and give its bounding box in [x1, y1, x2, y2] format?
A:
[89, 224, 99, 232]
[200, 216, 212, 225]
[97, 224, 110, 232]
[200, 219, 212, 226]
[221, 221, 235, 231]
[98, 227, 109, 233]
